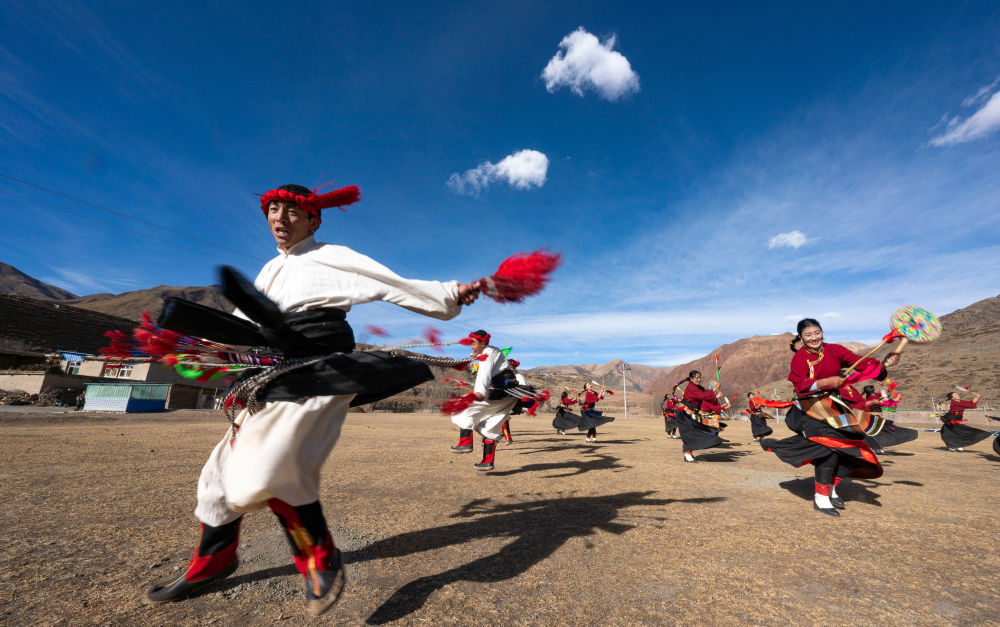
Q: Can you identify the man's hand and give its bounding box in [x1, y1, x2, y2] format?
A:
[474, 392, 484, 402]
[883, 352, 901, 366]
[458, 282, 480, 306]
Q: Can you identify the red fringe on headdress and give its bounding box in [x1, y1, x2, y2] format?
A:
[440, 391, 477, 415]
[478, 250, 561, 303]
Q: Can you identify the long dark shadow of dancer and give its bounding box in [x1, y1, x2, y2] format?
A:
[488, 452, 631, 478]
[348, 491, 726, 624]
[778, 478, 885, 507]
[694, 450, 754, 463]
[517, 438, 645, 454]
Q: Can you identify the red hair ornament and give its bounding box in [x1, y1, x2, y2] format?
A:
[259, 185, 361, 226]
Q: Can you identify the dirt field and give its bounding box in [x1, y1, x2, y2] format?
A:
[1, 408, 997, 625]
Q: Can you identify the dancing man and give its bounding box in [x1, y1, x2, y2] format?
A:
[448, 330, 518, 470]
[144, 183, 484, 615]
[498, 359, 527, 444]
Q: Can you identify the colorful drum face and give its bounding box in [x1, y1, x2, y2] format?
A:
[891, 305, 941, 342]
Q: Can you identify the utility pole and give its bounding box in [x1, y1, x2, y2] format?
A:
[617, 362, 632, 420]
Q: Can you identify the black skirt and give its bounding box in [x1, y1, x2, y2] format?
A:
[749, 412, 773, 438]
[578, 409, 615, 431]
[663, 412, 678, 432]
[675, 410, 724, 452]
[940, 417, 993, 448]
[256, 350, 434, 407]
[552, 406, 582, 430]
[868, 419, 918, 448]
[760, 406, 882, 479]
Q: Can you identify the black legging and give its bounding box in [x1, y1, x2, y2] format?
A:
[587, 427, 597, 437]
[814, 454, 853, 484]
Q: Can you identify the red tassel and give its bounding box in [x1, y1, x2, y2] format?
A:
[313, 185, 360, 211]
[457, 337, 475, 346]
[477, 250, 561, 303]
[424, 326, 443, 352]
[440, 391, 477, 415]
[476, 354, 489, 361]
[365, 324, 389, 337]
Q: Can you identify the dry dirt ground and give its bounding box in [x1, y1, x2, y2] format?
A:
[1, 408, 997, 626]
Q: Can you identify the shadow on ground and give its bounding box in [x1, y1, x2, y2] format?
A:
[778, 478, 885, 507]
[341, 491, 726, 624]
[489, 452, 631, 477]
[694, 450, 754, 463]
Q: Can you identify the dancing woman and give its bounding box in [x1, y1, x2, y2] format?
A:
[940, 391, 993, 452]
[675, 371, 725, 463]
[861, 385, 917, 453]
[760, 318, 899, 517]
[552, 389, 581, 435]
[662, 393, 680, 439]
[746, 392, 773, 441]
[579, 382, 611, 442]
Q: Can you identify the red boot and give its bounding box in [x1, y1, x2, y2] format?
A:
[450, 428, 474, 453]
[475, 439, 496, 471]
[268, 499, 346, 616]
[145, 517, 242, 603]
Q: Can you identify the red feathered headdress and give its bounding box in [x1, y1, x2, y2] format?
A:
[259, 184, 361, 226]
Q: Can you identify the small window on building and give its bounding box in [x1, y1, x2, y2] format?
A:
[118, 364, 135, 379]
[66, 361, 82, 375]
[104, 364, 120, 378]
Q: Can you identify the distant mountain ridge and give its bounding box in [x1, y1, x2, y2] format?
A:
[0, 263, 77, 300]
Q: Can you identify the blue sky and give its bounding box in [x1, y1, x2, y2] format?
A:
[2, 1, 1000, 367]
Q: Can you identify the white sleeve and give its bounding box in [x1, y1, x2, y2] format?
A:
[321, 246, 462, 319]
[515, 373, 528, 385]
[474, 349, 500, 398]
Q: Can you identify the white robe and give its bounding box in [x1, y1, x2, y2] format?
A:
[195, 236, 461, 526]
[450, 346, 517, 441]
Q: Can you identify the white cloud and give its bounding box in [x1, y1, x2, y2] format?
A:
[767, 230, 809, 249]
[962, 76, 1000, 107]
[447, 149, 549, 196]
[930, 82, 1000, 146]
[821, 312, 842, 319]
[541, 27, 640, 102]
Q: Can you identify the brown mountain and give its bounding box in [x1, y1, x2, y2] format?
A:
[61, 286, 233, 321]
[0, 263, 77, 300]
[526, 359, 671, 394]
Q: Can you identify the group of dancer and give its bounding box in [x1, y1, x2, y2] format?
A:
[121, 178, 996, 616]
[655, 317, 996, 519]
[551, 382, 616, 441]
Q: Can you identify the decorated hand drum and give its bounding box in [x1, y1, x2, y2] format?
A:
[890, 305, 941, 349]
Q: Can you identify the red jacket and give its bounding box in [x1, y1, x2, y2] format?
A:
[947, 398, 977, 419]
[788, 343, 880, 410]
[683, 383, 723, 413]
